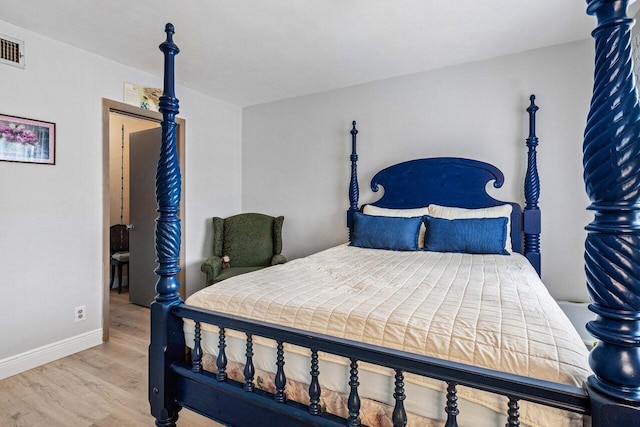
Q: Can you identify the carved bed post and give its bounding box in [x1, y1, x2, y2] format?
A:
[347, 121, 359, 240]
[149, 23, 185, 427]
[584, 1, 640, 424]
[523, 95, 541, 276]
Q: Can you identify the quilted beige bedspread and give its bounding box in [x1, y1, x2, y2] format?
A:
[186, 245, 591, 426]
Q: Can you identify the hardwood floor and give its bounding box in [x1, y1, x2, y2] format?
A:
[0, 290, 219, 427]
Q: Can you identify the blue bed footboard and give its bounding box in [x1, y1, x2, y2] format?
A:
[149, 0, 640, 423]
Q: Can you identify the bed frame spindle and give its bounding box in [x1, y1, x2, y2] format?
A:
[392, 370, 407, 427]
[275, 341, 287, 403]
[347, 359, 361, 426]
[309, 349, 322, 415]
[216, 328, 228, 381]
[244, 334, 255, 391]
[444, 382, 459, 427]
[149, 23, 183, 427]
[192, 322, 202, 373]
[523, 95, 541, 275]
[506, 398, 520, 427]
[584, 0, 640, 423]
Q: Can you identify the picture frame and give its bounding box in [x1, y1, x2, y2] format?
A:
[124, 82, 162, 112]
[0, 114, 56, 165]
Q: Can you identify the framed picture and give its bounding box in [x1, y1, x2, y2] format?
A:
[0, 114, 56, 164]
[124, 82, 162, 111]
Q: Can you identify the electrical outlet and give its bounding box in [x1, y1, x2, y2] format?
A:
[75, 305, 86, 322]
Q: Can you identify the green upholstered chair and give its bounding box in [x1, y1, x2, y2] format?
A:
[201, 213, 287, 285]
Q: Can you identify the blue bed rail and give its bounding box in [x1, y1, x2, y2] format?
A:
[166, 303, 590, 427]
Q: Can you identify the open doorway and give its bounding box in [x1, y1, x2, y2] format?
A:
[102, 99, 186, 341]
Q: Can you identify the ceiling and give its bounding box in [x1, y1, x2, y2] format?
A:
[0, 1, 633, 107]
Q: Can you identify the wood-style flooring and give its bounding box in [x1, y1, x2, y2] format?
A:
[0, 290, 219, 427]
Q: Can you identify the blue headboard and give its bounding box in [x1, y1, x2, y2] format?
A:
[347, 97, 541, 274]
[365, 157, 523, 254]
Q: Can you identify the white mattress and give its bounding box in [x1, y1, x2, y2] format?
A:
[184, 245, 591, 426]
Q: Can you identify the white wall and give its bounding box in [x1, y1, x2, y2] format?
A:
[243, 39, 594, 303]
[0, 19, 241, 377]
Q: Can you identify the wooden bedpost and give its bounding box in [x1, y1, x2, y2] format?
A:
[149, 23, 185, 427]
[584, 1, 640, 424]
[347, 121, 359, 241]
[523, 95, 541, 276]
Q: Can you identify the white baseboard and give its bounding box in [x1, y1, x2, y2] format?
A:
[0, 329, 103, 380]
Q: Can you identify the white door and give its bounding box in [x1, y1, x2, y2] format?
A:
[128, 127, 162, 307]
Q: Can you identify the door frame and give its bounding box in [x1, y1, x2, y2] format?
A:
[102, 98, 186, 341]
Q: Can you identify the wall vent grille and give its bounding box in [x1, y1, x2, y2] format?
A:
[0, 34, 25, 69]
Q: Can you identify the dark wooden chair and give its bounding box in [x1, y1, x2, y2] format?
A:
[110, 224, 130, 293]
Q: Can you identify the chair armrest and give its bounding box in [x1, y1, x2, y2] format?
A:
[271, 254, 287, 266]
[201, 256, 222, 286]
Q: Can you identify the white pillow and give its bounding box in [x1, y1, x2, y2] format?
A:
[362, 205, 430, 249]
[427, 204, 513, 252]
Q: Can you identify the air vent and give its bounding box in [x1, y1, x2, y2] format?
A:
[0, 34, 25, 69]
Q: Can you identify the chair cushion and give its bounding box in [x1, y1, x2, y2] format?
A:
[111, 252, 130, 262]
[222, 214, 275, 267]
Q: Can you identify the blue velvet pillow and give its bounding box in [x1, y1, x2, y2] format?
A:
[423, 215, 509, 255]
[351, 212, 421, 251]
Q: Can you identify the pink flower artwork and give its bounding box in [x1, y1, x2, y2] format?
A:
[0, 114, 55, 164]
[0, 123, 39, 145]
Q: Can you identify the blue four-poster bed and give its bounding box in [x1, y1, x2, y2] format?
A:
[149, 1, 640, 425]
